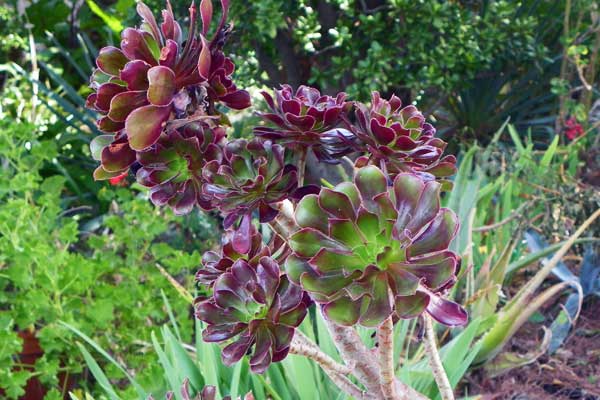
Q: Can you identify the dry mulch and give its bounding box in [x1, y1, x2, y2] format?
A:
[462, 298, 600, 400]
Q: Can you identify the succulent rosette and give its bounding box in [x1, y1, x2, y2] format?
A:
[135, 122, 224, 215]
[203, 139, 298, 227]
[154, 379, 254, 400]
[254, 85, 354, 163]
[285, 165, 467, 327]
[195, 256, 309, 373]
[352, 92, 456, 186]
[87, 0, 250, 179]
[196, 222, 272, 285]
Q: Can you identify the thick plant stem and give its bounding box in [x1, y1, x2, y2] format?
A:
[377, 317, 397, 399]
[289, 330, 351, 376]
[323, 317, 383, 397]
[423, 314, 454, 400]
[322, 370, 374, 400]
[290, 331, 374, 399]
[297, 148, 307, 186]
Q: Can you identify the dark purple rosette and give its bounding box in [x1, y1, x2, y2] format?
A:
[352, 92, 456, 188]
[87, 0, 250, 179]
[254, 85, 354, 163]
[135, 122, 224, 215]
[195, 257, 310, 373]
[153, 378, 254, 400]
[196, 223, 272, 286]
[202, 139, 298, 228]
[285, 165, 467, 327]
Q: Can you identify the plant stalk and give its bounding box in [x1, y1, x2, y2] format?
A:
[423, 314, 454, 400]
[289, 330, 352, 376]
[323, 317, 383, 396]
[297, 148, 308, 186]
[377, 317, 398, 399]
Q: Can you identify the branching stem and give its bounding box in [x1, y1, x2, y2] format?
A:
[323, 317, 383, 396]
[289, 330, 351, 376]
[290, 330, 374, 399]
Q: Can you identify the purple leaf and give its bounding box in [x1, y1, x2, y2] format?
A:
[96, 46, 128, 76]
[120, 60, 151, 90]
[198, 36, 212, 80]
[221, 90, 252, 110]
[101, 141, 136, 172]
[200, 0, 213, 35]
[426, 294, 468, 326]
[108, 90, 148, 122]
[232, 213, 252, 254]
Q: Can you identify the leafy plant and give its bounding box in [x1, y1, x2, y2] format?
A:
[82, 2, 468, 399]
[0, 119, 216, 398]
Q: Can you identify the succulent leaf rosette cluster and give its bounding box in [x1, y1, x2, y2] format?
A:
[254, 85, 355, 163]
[351, 92, 457, 187]
[285, 166, 466, 327]
[196, 249, 309, 373]
[202, 139, 298, 228]
[87, 0, 467, 376]
[152, 379, 254, 400]
[87, 0, 250, 212]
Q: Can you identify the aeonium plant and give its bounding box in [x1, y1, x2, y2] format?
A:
[86, 1, 466, 399]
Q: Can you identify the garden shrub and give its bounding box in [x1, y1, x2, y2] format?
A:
[0, 120, 218, 398]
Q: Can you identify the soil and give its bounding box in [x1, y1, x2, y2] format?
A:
[462, 298, 600, 400]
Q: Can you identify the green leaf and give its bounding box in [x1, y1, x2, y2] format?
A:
[76, 343, 120, 400]
[540, 134, 559, 168]
[86, 0, 124, 33]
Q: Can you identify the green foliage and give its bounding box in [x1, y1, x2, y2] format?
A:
[72, 303, 481, 400]
[227, 0, 545, 97]
[0, 119, 219, 398]
[442, 124, 599, 374]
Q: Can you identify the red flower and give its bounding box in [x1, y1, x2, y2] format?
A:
[109, 171, 128, 186]
[564, 117, 584, 140]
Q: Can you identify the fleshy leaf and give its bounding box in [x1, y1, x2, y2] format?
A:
[289, 228, 347, 258]
[295, 194, 328, 232]
[147, 66, 176, 106]
[323, 297, 363, 326]
[96, 46, 128, 76]
[408, 208, 458, 257]
[125, 104, 171, 150]
[90, 135, 114, 161]
[108, 91, 148, 122]
[426, 294, 468, 326]
[120, 60, 151, 90]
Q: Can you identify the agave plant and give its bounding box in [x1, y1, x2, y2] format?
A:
[202, 139, 298, 227]
[285, 165, 466, 327]
[87, 0, 249, 179]
[351, 92, 457, 186]
[254, 85, 355, 163]
[195, 255, 310, 373]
